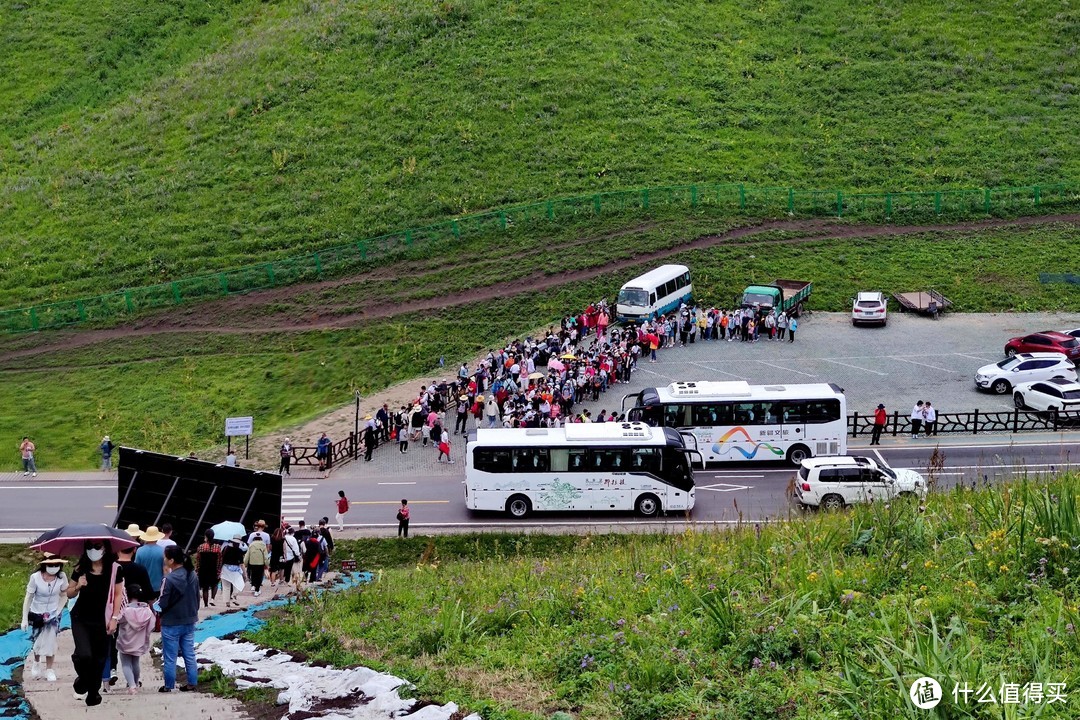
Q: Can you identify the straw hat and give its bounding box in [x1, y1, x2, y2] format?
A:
[41, 552, 67, 566]
[124, 523, 144, 539]
[141, 525, 166, 543]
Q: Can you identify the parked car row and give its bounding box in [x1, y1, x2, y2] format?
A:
[973, 328, 1080, 403]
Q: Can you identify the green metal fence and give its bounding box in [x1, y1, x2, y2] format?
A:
[2, 180, 1078, 334]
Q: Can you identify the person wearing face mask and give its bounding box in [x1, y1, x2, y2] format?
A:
[22, 553, 70, 682]
[65, 540, 125, 707]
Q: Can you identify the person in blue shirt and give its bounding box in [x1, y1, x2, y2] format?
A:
[134, 526, 166, 599]
[316, 433, 332, 473]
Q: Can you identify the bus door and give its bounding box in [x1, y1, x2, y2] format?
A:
[621, 392, 640, 414]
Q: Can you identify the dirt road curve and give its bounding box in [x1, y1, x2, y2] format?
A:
[2, 213, 1077, 363]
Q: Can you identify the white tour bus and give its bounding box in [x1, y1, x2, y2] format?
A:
[616, 264, 693, 323]
[465, 422, 697, 518]
[623, 381, 847, 465]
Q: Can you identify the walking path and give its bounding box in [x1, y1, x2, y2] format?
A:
[21, 579, 301, 719]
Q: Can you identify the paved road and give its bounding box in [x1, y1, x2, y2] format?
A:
[3, 433, 1079, 539]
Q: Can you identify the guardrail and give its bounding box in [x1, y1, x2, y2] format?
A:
[848, 409, 1080, 437]
[290, 434, 357, 469]
[2, 180, 1078, 334]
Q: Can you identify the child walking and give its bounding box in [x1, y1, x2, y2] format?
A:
[116, 583, 154, 694]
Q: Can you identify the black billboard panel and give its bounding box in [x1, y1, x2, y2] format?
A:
[115, 447, 282, 553]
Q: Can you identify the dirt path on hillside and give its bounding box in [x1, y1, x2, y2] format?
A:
[2, 213, 1077, 364]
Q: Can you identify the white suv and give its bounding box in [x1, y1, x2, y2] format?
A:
[794, 456, 927, 510]
[1013, 378, 1080, 413]
[974, 352, 1076, 395]
[852, 291, 887, 326]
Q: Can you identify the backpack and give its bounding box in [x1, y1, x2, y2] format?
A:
[116, 602, 154, 656]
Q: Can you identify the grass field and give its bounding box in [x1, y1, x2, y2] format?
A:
[1, 0, 1077, 306]
[250, 475, 1080, 719]
[1, 221, 1077, 470]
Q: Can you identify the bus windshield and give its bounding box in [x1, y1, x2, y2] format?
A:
[618, 288, 650, 307]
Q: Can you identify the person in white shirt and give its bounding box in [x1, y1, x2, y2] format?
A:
[910, 401, 924, 438]
[922, 401, 937, 436]
[158, 523, 177, 549]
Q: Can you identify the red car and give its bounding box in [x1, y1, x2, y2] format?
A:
[1005, 331, 1080, 361]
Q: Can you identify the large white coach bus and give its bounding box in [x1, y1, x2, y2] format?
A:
[623, 381, 847, 465]
[465, 422, 697, 518]
[615, 264, 693, 323]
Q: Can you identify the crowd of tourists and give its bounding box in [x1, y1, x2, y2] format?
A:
[21, 516, 338, 707]
[347, 299, 801, 463]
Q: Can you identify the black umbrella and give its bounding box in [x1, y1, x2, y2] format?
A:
[30, 523, 140, 556]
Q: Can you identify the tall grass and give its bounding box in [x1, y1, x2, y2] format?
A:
[251, 474, 1080, 719]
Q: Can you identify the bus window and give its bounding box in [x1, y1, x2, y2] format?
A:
[663, 405, 687, 428]
[631, 447, 661, 474]
[650, 292, 657, 305]
[590, 449, 630, 471]
[804, 400, 841, 423]
[691, 404, 732, 425]
[675, 274, 686, 290]
[513, 448, 549, 472]
[567, 448, 588, 471]
[663, 280, 676, 297]
[762, 402, 782, 424]
[550, 449, 569, 472]
[474, 449, 512, 473]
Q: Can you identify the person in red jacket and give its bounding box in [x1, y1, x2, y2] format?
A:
[871, 404, 887, 445]
[335, 491, 349, 532]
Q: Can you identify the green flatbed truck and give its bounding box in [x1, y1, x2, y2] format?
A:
[740, 279, 812, 318]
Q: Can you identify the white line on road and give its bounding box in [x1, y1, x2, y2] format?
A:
[280, 503, 310, 507]
[872, 448, 888, 466]
[889, 356, 962, 373]
[378, 482, 417, 485]
[697, 474, 766, 479]
[821, 358, 887, 376]
[753, 359, 817, 377]
[688, 361, 747, 379]
[867, 439, 1080, 451]
[952, 353, 998, 361]
[636, 366, 677, 381]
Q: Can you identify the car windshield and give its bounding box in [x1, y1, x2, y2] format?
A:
[1062, 389, 1080, 400]
[878, 464, 897, 480]
[1061, 339, 1079, 349]
[996, 358, 1019, 370]
[618, 288, 649, 307]
[744, 293, 774, 306]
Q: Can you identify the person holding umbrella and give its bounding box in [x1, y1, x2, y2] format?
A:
[21, 553, 69, 682]
[65, 539, 126, 706]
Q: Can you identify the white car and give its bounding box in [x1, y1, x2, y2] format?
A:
[1013, 378, 1080, 413]
[1066, 328, 1080, 340]
[794, 455, 927, 510]
[974, 352, 1076, 395]
[852, 291, 887, 326]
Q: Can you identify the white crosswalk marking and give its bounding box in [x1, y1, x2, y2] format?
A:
[280, 483, 317, 523]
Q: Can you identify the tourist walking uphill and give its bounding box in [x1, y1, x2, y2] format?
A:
[157, 546, 200, 693]
[352, 296, 814, 464]
[66, 540, 125, 707]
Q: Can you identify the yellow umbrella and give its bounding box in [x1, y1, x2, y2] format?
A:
[559, 353, 577, 360]
[528, 371, 545, 380]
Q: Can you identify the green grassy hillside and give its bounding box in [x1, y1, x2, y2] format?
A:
[1, 0, 1077, 306]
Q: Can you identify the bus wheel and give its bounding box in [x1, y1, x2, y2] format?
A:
[786, 444, 811, 466]
[506, 495, 532, 519]
[635, 493, 661, 518]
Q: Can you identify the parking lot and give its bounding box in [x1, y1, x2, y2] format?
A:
[577, 311, 1080, 419]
